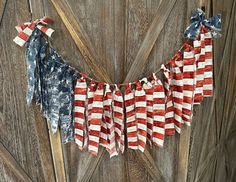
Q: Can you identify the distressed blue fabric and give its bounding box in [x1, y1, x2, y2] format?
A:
[58, 64, 77, 143]
[38, 49, 77, 142]
[25, 29, 43, 105]
[26, 28, 78, 143]
[184, 8, 221, 40]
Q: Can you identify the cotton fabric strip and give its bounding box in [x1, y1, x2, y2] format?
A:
[152, 73, 166, 147]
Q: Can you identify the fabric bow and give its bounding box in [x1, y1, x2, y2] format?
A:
[184, 8, 221, 40]
[13, 17, 54, 47]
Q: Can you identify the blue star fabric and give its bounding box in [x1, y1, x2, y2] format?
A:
[25, 29, 43, 105]
[26, 28, 79, 143]
[184, 8, 222, 40]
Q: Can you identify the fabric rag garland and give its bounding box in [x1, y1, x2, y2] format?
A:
[13, 9, 221, 157]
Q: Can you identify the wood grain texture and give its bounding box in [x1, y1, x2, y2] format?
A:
[1, 0, 235, 181]
[187, 0, 236, 181]
[123, 0, 177, 83]
[0, 0, 55, 181]
[29, 0, 66, 181]
[50, 0, 112, 83]
[0, 143, 32, 182]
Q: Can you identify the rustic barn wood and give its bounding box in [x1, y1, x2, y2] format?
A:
[0, 143, 32, 182]
[0, 0, 235, 181]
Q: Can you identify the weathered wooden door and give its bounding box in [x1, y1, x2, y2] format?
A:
[1, 0, 235, 182]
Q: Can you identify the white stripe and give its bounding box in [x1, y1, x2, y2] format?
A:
[165, 123, 175, 129]
[138, 135, 147, 142]
[137, 123, 147, 130]
[184, 65, 195, 72]
[88, 145, 98, 152]
[153, 104, 165, 110]
[183, 78, 195, 85]
[45, 28, 54, 37]
[128, 137, 138, 142]
[74, 129, 83, 135]
[182, 103, 192, 109]
[75, 82, 87, 88]
[172, 79, 183, 86]
[146, 95, 153, 100]
[127, 126, 138, 133]
[175, 114, 182, 122]
[74, 117, 85, 123]
[153, 92, 165, 98]
[89, 124, 101, 131]
[126, 116, 135, 122]
[24, 27, 33, 36]
[91, 113, 103, 119]
[92, 101, 103, 108]
[136, 113, 147, 119]
[204, 32, 212, 38]
[125, 93, 134, 100]
[153, 126, 165, 134]
[74, 94, 86, 101]
[204, 72, 213, 78]
[174, 102, 183, 110]
[153, 115, 165, 121]
[135, 102, 146, 107]
[194, 40, 201, 47]
[13, 36, 25, 47]
[203, 84, 213, 90]
[89, 135, 99, 142]
[172, 91, 183, 99]
[153, 138, 164, 146]
[167, 101, 173, 108]
[183, 90, 194, 97]
[74, 106, 85, 112]
[113, 106, 123, 113]
[184, 51, 194, 58]
[125, 105, 134, 112]
[205, 45, 212, 52]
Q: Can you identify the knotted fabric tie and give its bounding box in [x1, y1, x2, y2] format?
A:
[13, 17, 54, 47]
[184, 8, 221, 40]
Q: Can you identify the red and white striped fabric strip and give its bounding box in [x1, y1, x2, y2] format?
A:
[13, 17, 54, 47]
[170, 62, 184, 133]
[74, 77, 87, 150]
[194, 28, 206, 104]
[152, 73, 166, 147]
[86, 81, 96, 150]
[100, 108, 108, 149]
[103, 84, 118, 157]
[141, 78, 154, 146]
[88, 83, 104, 155]
[168, 51, 185, 132]
[182, 47, 196, 126]
[161, 64, 175, 135]
[112, 85, 125, 153]
[124, 84, 138, 150]
[203, 28, 213, 97]
[135, 81, 147, 152]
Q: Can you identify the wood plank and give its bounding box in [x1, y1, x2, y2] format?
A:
[80, 149, 106, 182]
[136, 150, 165, 181]
[0, 143, 32, 182]
[29, 1, 66, 181]
[0, 0, 57, 181]
[176, 126, 191, 182]
[123, 0, 177, 83]
[50, 0, 166, 181]
[0, 0, 7, 25]
[50, 0, 112, 83]
[123, 0, 178, 181]
[176, 2, 198, 181]
[47, 125, 67, 182]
